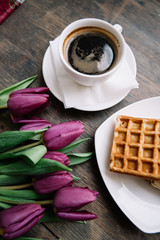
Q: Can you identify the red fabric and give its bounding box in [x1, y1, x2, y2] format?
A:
[0, 0, 22, 24]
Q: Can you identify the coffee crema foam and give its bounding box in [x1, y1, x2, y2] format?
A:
[63, 27, 120, 75]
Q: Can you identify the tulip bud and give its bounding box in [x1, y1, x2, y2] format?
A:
[7, 87, 51, 123]
[43, 121, 84, 150]
[43, 151, 70, 166]
[33, 171, 73, 194]
[53, 186, 98, 221]
[0, 203, 45, 240]
[20, 118, 53, 131]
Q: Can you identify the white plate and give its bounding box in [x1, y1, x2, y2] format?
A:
[95, 96, 160, 233]
[42, 43, 137, 111]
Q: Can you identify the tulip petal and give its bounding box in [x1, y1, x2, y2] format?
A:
[0, 75, 37, 109]
[8, 94, 50, 116]
[7, 87, 51, 123]
[43, 151, 70, 166]
[53, 186, 98, 212]
[10, 87, 49, 95]
[18, 117, 50, 124]
[47, 131, 82, 150]
[5, 208, 44, 233]
[56, 210, 97, 221]
[34, 171, 73, 194]
[0, 203, 44, 227]
[20, 120, 53, 131]
[43, 121, 84, 150]
[0, 204, 44, 239]
[3, 214, 43, 240]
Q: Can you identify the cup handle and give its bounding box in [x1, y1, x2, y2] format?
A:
[113, 24, 123, 33]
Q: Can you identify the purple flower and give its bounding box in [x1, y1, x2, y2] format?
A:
[33, 171, 73, 194]
[53, 186, 98, 221]
[0, 203, 45, 240]
[43, 121, 84, 150]
[20, 117, 53, 131]
[7, 87, 50, 123]
[43, 151, 70, 166]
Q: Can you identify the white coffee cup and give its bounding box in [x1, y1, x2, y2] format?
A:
[59, 18, 126, 86]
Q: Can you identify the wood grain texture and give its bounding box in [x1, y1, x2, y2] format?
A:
[0, 0, 160, 239]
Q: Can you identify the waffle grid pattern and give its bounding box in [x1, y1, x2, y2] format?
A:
[110, 115, 160, 179]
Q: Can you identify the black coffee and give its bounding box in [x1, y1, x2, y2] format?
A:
[63, 27, 119, 75]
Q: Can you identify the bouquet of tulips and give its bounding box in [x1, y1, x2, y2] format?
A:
[0, 76, 98, 240]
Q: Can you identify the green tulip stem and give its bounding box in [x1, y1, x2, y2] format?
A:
[0, 182, 33, 190]
[36, 199, 53, 205]
[0, 105, 8, 109]
[0, 198, 53, 205]
[3, 138, 43, 154]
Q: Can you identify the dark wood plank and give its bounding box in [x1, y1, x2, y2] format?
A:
[0, 0, 160, 239]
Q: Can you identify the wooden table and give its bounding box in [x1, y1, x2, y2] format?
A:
[0, 0, 160, 239]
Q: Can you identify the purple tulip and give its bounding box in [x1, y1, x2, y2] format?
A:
[42, 151, 70, 166]
[0, 203, 45, 240]
[43, 120, 84, 150]
[20, 118, 53, 131]
[53, 186, 98, 221]
[7, 87, 51, 123]
[33, 171, 73, 194]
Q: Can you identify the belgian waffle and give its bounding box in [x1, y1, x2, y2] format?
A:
[110, 115, 160, 180]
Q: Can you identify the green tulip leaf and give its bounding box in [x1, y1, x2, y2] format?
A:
[17, 145, 47, 165]
[0, 145, 47, 165]
[0, 128, 47, 153]
[0, 189, 51, 200]
[0, 202, 12, 209]
[13, 145, 47, 165]
[68, 152, 94, 166]
[30, 134, 42, 141]
[59, 138, 90, 153]
[0, 174, 28, 186]
[71, 174, 81, 180]
[40, 206, 85, 225]
[40, 206, 62, 223]
[0, 158, 71, 176]
[0, 75, 37, 109]
[0, 195, 37, 204]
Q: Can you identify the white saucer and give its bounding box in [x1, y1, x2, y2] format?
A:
[42, 42, 137, 111]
